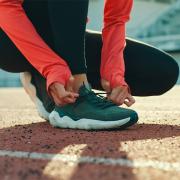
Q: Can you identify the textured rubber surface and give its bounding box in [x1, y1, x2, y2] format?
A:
[0, 87, 180, 180]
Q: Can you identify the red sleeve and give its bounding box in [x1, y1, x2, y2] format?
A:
[0, 0, 71, 92]
[101, 0, 133, 89]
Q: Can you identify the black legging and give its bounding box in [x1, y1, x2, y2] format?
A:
[0, 0, 179, 98]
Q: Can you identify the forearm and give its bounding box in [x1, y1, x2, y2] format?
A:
[101, 24, 127, 88]
[0, 0, 71, 90]
[101, 0, 133, 88]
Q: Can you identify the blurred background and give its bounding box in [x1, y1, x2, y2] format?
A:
[0, 0, 180, 87]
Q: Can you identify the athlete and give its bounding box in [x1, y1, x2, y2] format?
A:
[0, 0, 179, 130]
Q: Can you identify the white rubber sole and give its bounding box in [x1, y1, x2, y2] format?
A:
[49, 111, 131, 130]
[20, 72, 50, 120]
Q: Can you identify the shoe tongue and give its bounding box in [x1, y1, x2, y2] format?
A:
[78, 83, 92, 96]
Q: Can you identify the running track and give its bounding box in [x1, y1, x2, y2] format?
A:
[0, 87, 180, 180]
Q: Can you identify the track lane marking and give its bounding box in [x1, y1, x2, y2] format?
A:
[0, 150, 180, 172]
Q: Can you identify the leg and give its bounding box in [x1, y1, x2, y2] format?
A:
[0, 0, 55, 114]
[22, 0, 56, 113]
[47, 0, 89, 92]
[85, 30, 179, 96]
[124, 38, 179, 96]
[0, 0, 54, 73]
[85, 30, 102, 89]
[0, 29, 33, 72]
[23, 0, 89, 112]
[1, 0, 89, 85]
[48, 0, 89, 74]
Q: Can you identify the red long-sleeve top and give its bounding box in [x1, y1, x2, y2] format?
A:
[0, 0, 133, 91]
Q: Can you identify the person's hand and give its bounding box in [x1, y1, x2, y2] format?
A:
[49, 76, 79, 106]
[101, 79, 135, 107]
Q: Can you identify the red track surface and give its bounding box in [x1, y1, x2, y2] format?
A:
[0, 87, 180, 180]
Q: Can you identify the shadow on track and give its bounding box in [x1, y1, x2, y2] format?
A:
[0, 122, 180, 180]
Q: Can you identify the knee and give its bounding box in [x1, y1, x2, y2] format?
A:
[165, 55, 179, 86]
[157, 54, 179, 95]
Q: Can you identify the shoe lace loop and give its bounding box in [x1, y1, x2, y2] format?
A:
[92, 92, 116, 108]
[80, 90, 115, 109]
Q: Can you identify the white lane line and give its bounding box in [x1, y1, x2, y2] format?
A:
[0, 150, 180, 172]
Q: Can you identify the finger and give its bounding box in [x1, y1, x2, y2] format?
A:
[56, 97, 75, 106]
[65, 92, 79, 99]
[110, 86, 129, 104]
[50, 87, 71, 105]
[72, 92, 79, 97]
[50, 90, 66, 106]
[66, 76, 75, 92]
[52, 93, 72, 106]
[128, 95, 135, 104]
[58, 91, 79, 104]
[63, 96, 76, 104]
[116, 88, 128, 101]
[124, 101, 131, 107]
[109, 88, 122, 102]
[51, 83, 66, 97]
[124, 95, 135, 107]
[50, 82, 79, 104]
[51, 87, 78, 103]
[49, 83, 77, 106]
[101, 79, 111, 93]
[116, 91, 128, 105]
[54, 84, 79, 99]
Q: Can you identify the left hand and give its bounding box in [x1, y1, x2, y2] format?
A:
[101, 79, 135, 107]
[49, 76, 79, 106]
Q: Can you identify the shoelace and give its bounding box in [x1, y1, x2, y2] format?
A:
[79, 90, 115, 109]
[93, 92, 116, 108]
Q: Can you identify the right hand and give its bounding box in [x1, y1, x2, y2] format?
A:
[101, 79, 135, 107]
[49, 76, 79, 106]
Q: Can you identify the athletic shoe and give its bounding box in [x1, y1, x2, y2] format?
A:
[49, 83, 138, 130]
[20, 71, 54, 120]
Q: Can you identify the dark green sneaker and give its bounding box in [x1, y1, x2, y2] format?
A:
[49, 84, 138, 130]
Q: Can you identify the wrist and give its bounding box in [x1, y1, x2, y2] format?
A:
[46, 68, 72, 94]
[101, 71, 126, 87]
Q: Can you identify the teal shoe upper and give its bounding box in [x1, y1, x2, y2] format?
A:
[54, 84, 137, 121]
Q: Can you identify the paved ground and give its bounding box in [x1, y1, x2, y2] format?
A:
[0, 86, 180, 180]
